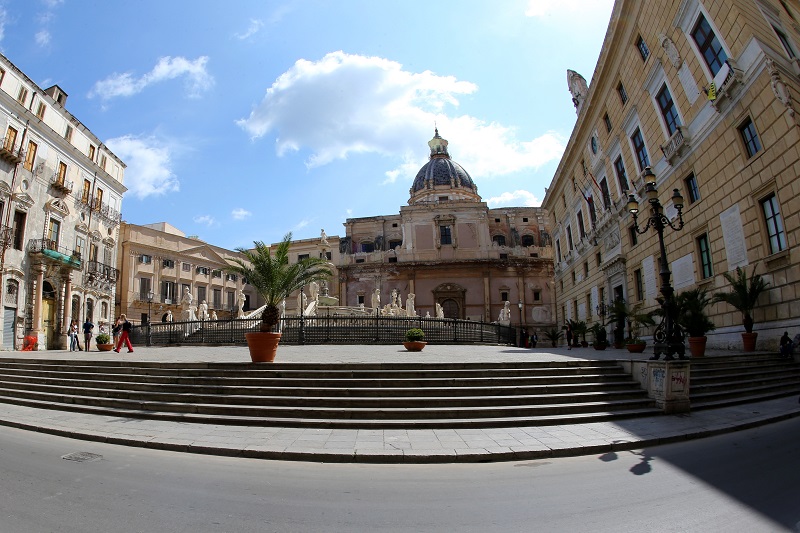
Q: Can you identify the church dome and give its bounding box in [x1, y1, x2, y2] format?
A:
[409, 129, 480, 205]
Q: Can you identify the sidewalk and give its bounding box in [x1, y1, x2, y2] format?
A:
[1, 344, 798, 463]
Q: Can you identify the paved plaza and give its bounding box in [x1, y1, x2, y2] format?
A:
[1, 344, 798, 463]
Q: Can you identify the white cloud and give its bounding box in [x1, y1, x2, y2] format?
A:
[35, 30, 50, 46]
[231, 208, 251, 220]
[235, 19, 263, 40]
[105, 135, 179, 199]
[237, 51, 564, 183]
[194, 215, 215, 227]
[0, 7, 9, 42]
[294, 219, 311, 231]
[89, 56, 214, 101]
[486, 190, 541, 207]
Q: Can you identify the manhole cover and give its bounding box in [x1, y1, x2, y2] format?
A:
[61, 452, 103, 463]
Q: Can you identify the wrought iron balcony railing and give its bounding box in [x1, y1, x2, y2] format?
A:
[86, 259, 118, 283]
[28, 239, 82, 268]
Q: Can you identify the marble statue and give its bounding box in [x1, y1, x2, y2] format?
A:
[309, 281, 320, 302]
[181, 288, 197, 321]
[390, 289, 398, 308]
[497, 301, 511, 322]
[371, 288, 381, 310]
[198, 300, 209, 320]
[237, 290, 245, 318]
[567, 69, 589, 110]
[165, 310, 173, 322]
[320, 229, 329, 244]
[406, 293, 416, 316]
[210, 310, 217, 321]
[435, 302, 444, 319]
[425, 311, 431, 318]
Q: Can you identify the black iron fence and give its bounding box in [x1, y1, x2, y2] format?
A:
[130, 315, 515, 346]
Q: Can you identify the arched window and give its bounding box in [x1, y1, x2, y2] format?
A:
[492, 235, 506, 246]
[5, 279, 19, 307]
[86, 298, 94, 321]
[521, 234, 535, 247]
[101, 302, 109, 321]
[71, 295, 80, 322]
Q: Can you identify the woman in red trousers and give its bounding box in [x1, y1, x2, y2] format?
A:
[113, 314, 134, 353]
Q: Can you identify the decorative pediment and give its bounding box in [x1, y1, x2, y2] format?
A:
[45, 198, 70, 217]
[0, 181, 11, 198]
[90, 230, 103, 241]
[179, 244, 230, 265]
[74, 222, 89, 234]
[12, 191, 34, 210]
[102, 237, 115, 247]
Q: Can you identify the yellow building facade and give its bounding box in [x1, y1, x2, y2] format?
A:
[543, 0, 800, 350]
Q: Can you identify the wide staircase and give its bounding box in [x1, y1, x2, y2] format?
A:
[0, 354, 796, 429]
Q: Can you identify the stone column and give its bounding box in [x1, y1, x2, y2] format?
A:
[32, 264, 45, 349]
[646, 360, 690, 414]
[62, 275, 72, 331]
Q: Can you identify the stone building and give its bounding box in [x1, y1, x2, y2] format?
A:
[542, 0, 800, 350]
[336, 130, 555, 331]
[0, 52, 125, 350]
[116, 222, 255, 323]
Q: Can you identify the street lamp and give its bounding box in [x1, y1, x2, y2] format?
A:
[518, 300, 524, 347]
[627, 167, 686, 360]
[146, 290, 154, 347]
[596, 301, 608, 321]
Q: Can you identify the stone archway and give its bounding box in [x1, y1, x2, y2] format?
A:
[433, 283, 466, 319]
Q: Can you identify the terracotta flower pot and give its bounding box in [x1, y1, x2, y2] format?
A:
[403, 341, 427, 352]
[97, 343, 115, 352]
[687, 336, 707, 357]
[626, 342, 646, 353]
[245, 332, 282, 362]
[741, 332, 758, 352]
[593, 343, 607, 350]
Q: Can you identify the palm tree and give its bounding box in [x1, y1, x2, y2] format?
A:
[712, 266, 769, 333]
[225, 233, 332, 332]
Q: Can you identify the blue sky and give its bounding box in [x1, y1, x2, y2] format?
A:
[0, 0, 614, 250]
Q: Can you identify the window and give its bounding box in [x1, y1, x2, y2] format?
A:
[636, 35, 650, 61]
[590, 136, 598, 154]
[212, 270, 222, 278]
[493, 235, 506, 246]
[696, 233, 713, 279]
[17, 86, 28, 105]
[521, 235, 535, 247]
[583, 262, 589, 277]
[197, 286, 207, 303]
[81, 179, 91, 203]
[571, 271, 576, 284]
[4, 126, 17, 151]
[94, 187, 104, 210]
[533, 290, 541, 302]
[48, 218, 60, 247]
[566, 225, 574, 250]
[773, 26, 797, 59]
[89, 242, 98, 262]
[388, 256, 398, 263]
[35, 102, 46, 120]
[440, 225, 452, 245]
[577, 211, 585, 239]
[360, 242, 374, 253]
[629, 225, 639, 246]
[556, 239, 562, 262]
[182, 262, 191, 272]
[495, 218, 501, 223]
[692, 13, 728, 76]
[634, 269, 644, 301]
[388, 239, 402, 250]
[162, 259, 175, 268]
[600, 178, 611, 208]
[439, 196, 449, 202]
[75, 236, 85, 258]
[226, 273, 237, 282]
[522, 217, 528, 222]
[24, 140, 37, 171]
[596, 252, 602, 267]
[64, 125, 73, 142]
[12, 211, 26, 250]
[297, 254, 310, 261]
[140, 277, 152, 300]
[227, 291, 236, 310]
[57, 161, 67, 183]
[162, 281, 176, 303]
[761, 193, 787, 253]
[631, 128, 650, 171]
[99, 154, 107, 170]
[196, 266, 210, 275]
[499, 253, 508, 260]
[684, 173, 700, 203]
[617, 82, 628, 105]
[213, 289, 222, 309]
[614, 156, 629, 192]
[656, 84, 680, 135]
[739, 117, 762, 158]
[88, 144, 96, 162]
[603, 113, 612, 132]
[139, 254, 152, 264]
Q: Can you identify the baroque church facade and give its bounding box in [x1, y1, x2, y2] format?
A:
[334, 130, 555, 331]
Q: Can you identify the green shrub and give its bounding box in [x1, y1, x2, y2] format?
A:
[404, 328, 425, 342]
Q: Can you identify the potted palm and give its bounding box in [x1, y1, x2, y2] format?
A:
[574, 320, 589, 347]
[676, 288, 715, 357]
[607, 299, 629, 348]
[403, 328, 426, 351]
[712, 266, 769, 352]
[625, 304, 655, 353]
[544, 328, 563, 348]
[589, 322, 608, 350]
[225, 233, 332, 362]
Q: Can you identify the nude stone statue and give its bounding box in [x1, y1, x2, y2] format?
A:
[198, 300, 209, 320]
[406, 293, 416, 316]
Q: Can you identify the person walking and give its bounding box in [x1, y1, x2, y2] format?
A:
[530, 330, 538, 348]
[780, 331, 793, 358]
[565, 322, 573, 350]
[82, 317, 94, 352]
[113, 314, 134, 353]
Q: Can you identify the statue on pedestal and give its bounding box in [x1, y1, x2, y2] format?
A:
[435, 302, 444, 319]
[406, 293, 416, 316]
[237, 290, 245, 318]
[181, 288, 197, 321]
[198, 300, 209, 321]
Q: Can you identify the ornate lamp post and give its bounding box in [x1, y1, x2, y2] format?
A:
[517, 300, 524, 347]
[146, 290, 154, 347]
[627, 167, 686, 360]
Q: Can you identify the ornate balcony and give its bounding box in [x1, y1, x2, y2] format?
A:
[87, 259, 118, 283]
[0, 137, 23, 164]
[660, 126, 689, 165]
[50, 171, 74, 194]
[89, 197, 122, 226]
[28, 239, 82, 269]
[0, 225, 12, 250]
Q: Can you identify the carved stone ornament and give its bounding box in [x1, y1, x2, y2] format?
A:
[766, 58, 797, 122]
[659, 34, 681, 69]
[567, 69, 589, 111]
